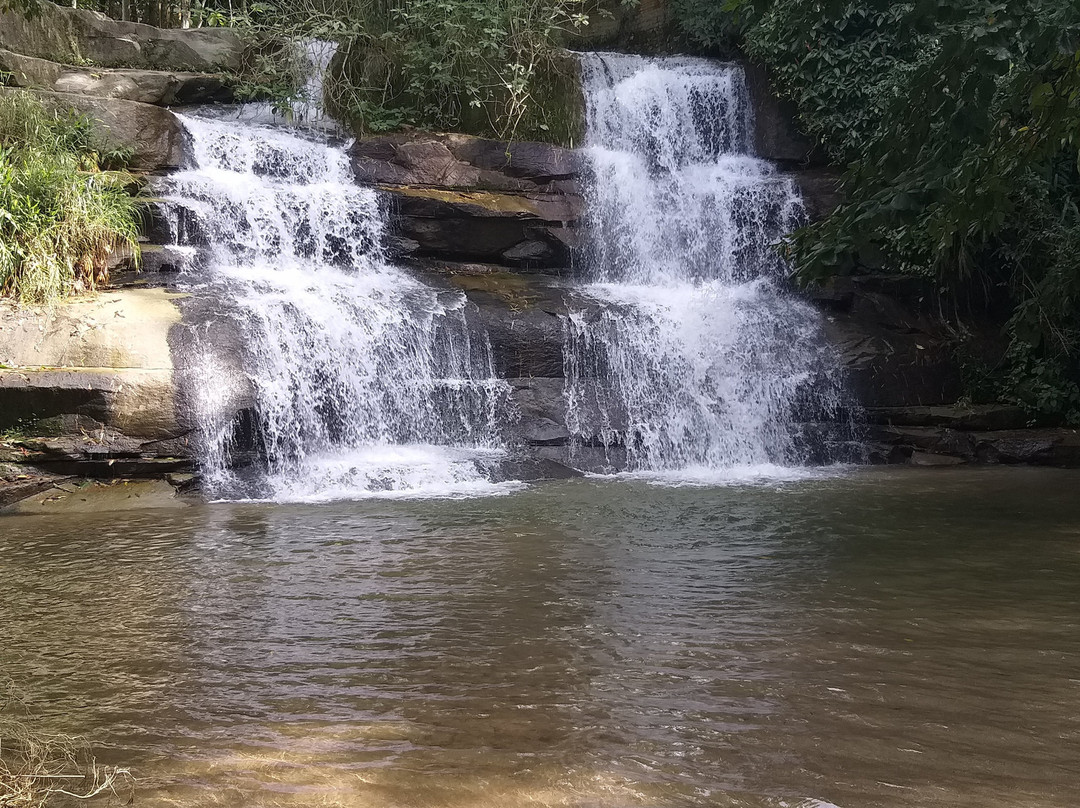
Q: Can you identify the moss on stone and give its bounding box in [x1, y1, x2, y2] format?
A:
[449, 271, 541, 310]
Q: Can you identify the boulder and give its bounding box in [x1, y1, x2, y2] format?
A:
[352, 132, 580, 194]
[0, 48, 232, 105]
[742, 61, 817, 165]
[0, 1, 244, 72]
[0, 288, 184, 440]
[384, 187, 583, 268]
[0, 87, 182, 171]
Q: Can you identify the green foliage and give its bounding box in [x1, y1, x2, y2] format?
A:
[685, 0, 1080, 421]
[669, 0, 742, 51]
[240, 0, 587, 143]
[229, 36, 310, 116]
[0, 91, 140, 303]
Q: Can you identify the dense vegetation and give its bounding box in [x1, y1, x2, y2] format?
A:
[0, 91, 139, 302]
[673, 0, 1080, 420]
[236, 0, 589, 142]
[4, 0, 589, 140]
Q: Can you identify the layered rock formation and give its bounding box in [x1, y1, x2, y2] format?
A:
[0, 1, 245, 171]
[0, 1, 243, 71]
[2, 3, 1077, 503]
[0, 289, 191, 477]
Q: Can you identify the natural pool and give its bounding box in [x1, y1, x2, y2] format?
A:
[2, 467, 1078, 808]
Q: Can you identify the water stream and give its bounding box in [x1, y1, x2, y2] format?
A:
[159, 115, 512, 501]
[159, 51, 850, 500]
[566, 54, 847, 479]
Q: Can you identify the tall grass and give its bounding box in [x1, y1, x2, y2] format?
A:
[0, 91, 141, 303]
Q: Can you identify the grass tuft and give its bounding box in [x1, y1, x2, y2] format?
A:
[0, 91, 141, 303]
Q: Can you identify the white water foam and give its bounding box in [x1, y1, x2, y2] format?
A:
[159, 114, 513, 501]
[566, 53, 847, 480]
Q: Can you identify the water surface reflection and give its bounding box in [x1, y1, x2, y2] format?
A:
[2, 468, 1078, 807]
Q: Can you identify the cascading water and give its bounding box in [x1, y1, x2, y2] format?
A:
[565, 53, 847, 480]
[159, 114, 513, 501]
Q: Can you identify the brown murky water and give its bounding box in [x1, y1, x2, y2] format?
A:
[2, 468, 1079, 808]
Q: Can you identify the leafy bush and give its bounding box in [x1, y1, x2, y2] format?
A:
[0, 91, 140, 302]
[239, 0, 588, 142]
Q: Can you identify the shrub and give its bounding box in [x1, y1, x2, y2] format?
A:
[0, 91, 141, 303]
[238, 0, 588, 143]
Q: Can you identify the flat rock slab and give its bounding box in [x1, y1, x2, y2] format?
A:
[0, 1, 244, 72]
[867, 424, 1080, 466]
[0, 288, 183, 438]
[353, 132, 579, 193]
[2, 478, 188, 514]
[867, 404, 1029, 432]
[0, 48, 232, 105]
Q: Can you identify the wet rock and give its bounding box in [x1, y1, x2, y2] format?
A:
[972, 430, 1080, 466]
[867, 404, 1029, 432]
[742, 62, 816, 165]
[865, 423, 1080, 467]
[387, 187, 583, 222]
[383, 187, 582, 267]
[534, 444, 628, 475]
[909, 450, 967, 467]
[794, 168, 843, 222]
[449, 273, 568, 378]
[0, 0, 244, 72]
[0, 87, 182, 171]
[352, 132, 580, 194]
[508, 377, 570, 445]
[0, 48, 233, 105]
[478, 456, 583, 483]
[2, 478, 189, 513]
[821, 277, 964, 408]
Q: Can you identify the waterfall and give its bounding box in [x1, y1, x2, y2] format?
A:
[566, 53, 847, 479]
[159, 115, 513, 501]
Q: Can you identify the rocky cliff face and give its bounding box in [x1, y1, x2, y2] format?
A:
[0, 2, 245, 171]
[2, 6, 1076, 502]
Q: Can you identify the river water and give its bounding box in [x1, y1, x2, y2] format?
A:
[2, 468, 1078, 808]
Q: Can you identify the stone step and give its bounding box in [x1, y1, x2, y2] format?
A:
[1, 47, 233, 105]
[0, 0, 243, 72]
